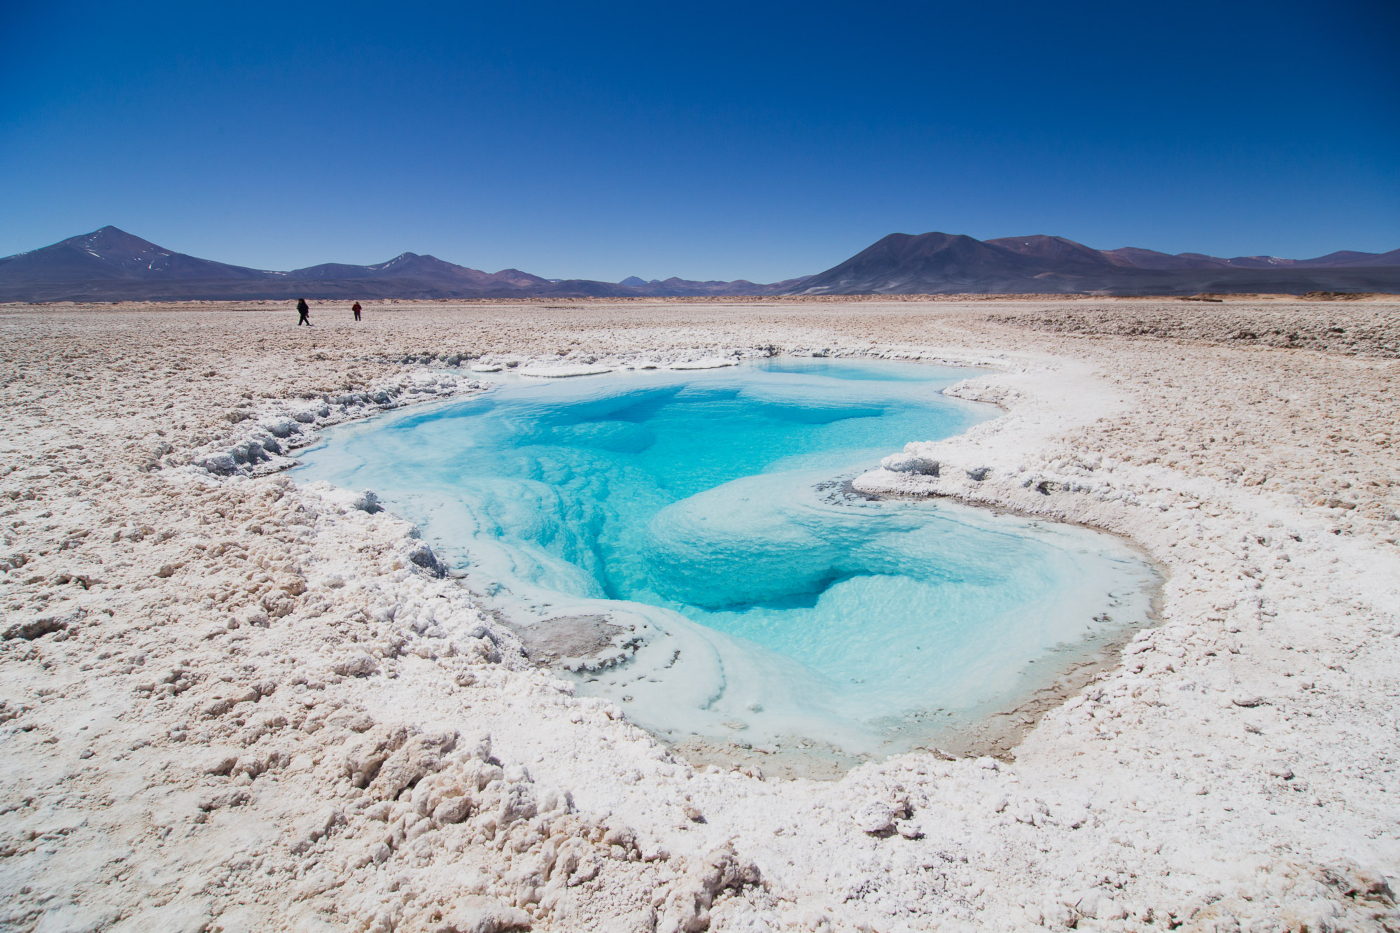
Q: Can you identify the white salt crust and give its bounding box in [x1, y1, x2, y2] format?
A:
[0, 299, 1397, 933]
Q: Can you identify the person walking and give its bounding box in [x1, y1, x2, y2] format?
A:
[297, 298, 311, 326]
[352, 301, 362, 322]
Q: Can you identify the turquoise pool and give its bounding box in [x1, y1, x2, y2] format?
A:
[296, 358, 1156, 755]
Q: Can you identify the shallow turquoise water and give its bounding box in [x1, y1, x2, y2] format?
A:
[297, 359, 1156, 754]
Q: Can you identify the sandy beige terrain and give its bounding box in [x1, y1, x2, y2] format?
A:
[1, 298, 1397, 933]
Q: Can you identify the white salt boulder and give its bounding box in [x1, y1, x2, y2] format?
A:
[881, 452, 939, 476]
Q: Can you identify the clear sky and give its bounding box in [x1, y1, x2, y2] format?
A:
[3, 1, 1397, 282]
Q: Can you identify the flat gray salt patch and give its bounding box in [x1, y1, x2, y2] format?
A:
[516, 364, 613, 378]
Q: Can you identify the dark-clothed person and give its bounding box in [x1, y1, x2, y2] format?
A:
[352, 301, 362, 322]
[297, 298, 311, 326]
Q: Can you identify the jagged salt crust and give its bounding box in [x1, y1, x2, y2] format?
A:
[184, 371, 487, 478]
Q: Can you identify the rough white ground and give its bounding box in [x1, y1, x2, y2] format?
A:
[0, 299, 1397, 933]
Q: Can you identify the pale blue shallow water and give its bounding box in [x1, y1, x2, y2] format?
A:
[296, 359, 1157, 755]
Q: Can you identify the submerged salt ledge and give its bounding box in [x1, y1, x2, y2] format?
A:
[517, 364, 614, 378]
[5, 303, 1398, 932]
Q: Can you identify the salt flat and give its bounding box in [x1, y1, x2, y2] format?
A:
[0, 298, 1396, 932]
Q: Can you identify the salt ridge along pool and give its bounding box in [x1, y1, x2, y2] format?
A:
[296, 358, 1158, 758]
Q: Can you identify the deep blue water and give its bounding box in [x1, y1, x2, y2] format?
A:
[296, 359, 1156, 754]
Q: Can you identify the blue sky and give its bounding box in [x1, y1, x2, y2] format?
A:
[2, 1, 1397, 282]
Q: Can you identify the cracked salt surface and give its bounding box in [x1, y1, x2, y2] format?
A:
[296, 358, 1158, 757]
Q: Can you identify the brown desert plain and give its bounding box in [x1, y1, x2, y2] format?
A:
[0, 296, 1397, 933]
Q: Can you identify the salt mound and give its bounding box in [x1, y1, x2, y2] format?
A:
[517, 364, 613, 378]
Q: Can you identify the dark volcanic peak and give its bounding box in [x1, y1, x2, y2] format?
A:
[285, 261, 384, 281]
[1296, 250, 1376, 268]
[1298, 248, 1400, 268]
[492, 269, 551, 288]
[1099, 247, 1218, 271]
[1177, 253, 1294, 270]
[789, 231, 1400, 297]
[793, 232, 1055, 295]
[289, 253, 504, 289]
[984, 235, 1121, 272]
[366, 252, 422, 271]
[0, 225, 274, 286]
[1102, 245, 1400, 272]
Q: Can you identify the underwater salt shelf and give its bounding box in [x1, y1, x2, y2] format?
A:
[296, 358, 1158, 758]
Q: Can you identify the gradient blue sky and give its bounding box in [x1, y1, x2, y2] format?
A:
[3, 1, 1397, 282]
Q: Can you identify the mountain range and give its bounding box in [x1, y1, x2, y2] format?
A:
[0, 227, 813, 301]
[1, 226, 1397, 302]
[789, 233, 1400, 296]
